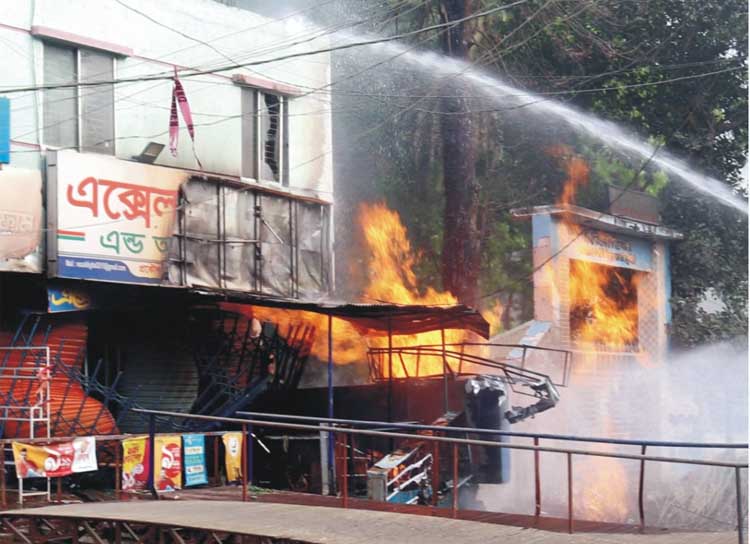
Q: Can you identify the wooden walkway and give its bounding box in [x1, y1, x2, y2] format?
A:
[0, 501, 739, 543]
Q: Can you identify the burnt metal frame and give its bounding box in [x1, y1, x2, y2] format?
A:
[0, 346, 52, 505]
[132, 408, 748, 544]
[368, 342, 572, 390]
[171, 179, 331, 298]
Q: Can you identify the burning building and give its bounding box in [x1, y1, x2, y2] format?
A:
[514, 194, 682, 363]
[0, 0, 336, 438]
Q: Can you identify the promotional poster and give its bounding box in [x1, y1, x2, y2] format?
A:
[12, 437, 97, 479]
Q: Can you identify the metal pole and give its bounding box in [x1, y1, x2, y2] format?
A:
[452, 443, 459, 518]
[241, 424, 248, 502]
[638, 444, 647, 532]
[567, 453, 573, 534]
[432, 440, 440, 507]
[248, 424, 254, 487]
[327, 314, 335, 494]
[148, 414, 157, 499]
[213, 435, 220, 485]
[441, 328, 448, 414]
[1, 443, 6, 507]
[736, 466, 744, 544]
[341, 433, 349, 509]
[115, 441, 122, 501]
[534, 437, 541, 517]
[387, 318, 393, 423]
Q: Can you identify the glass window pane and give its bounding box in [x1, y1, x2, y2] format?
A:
[260, 93, 281, 182]
[241, 88, 257, 178]
[43, 43, 78, 149]
[80, 48, 114, 154]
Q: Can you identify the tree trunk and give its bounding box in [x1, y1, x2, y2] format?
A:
[440, 0, 481, 306]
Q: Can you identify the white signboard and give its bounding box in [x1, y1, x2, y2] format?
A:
[0, 168, 43, 273]
[49, 150, 188, 284]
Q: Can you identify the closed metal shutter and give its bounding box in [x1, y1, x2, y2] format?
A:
[115, 322, 199, 433]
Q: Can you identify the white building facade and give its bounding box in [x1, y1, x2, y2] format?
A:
[0, 0, 334, 299]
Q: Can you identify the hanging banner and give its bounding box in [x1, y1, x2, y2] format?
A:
[155, 435, 182, 491]
[182, 434, 207, 487]
[121, 436, 150, 491]
[12, 437, 97, 479]
[222, 432, 243, 482]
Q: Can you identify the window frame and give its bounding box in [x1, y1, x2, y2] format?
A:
[241, 86, 289, 186]
[42, 40, 116, 155]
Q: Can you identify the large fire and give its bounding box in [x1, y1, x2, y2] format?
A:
[549, 148, 642, 523]
[569, 259, 639, 350]
[224, 202, 481, 377]
[549, 147, 640, 351]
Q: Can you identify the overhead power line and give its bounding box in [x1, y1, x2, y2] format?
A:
[0, 0, 530, 95]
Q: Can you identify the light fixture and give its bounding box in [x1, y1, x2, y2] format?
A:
[132, 142, 165, 164]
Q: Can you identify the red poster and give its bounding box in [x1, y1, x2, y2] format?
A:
[155, 435, 182, 491]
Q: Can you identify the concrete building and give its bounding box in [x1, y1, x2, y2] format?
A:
[0, 0, 335, 434]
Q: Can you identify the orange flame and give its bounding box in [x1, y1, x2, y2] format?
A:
[569, 258, 639, 350]
[220, 203, 472, 374]
[480, 298, 504, 337]
[549, 144, 590, 206]
[358, 203, 466, 377]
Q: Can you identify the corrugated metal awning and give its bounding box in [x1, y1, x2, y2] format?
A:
[187, 288, 490, 339]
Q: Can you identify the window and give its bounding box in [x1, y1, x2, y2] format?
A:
[43, 42, 115, 154]
[241, 88, 288, 184]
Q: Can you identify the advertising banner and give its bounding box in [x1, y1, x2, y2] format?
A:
[122, 436, 150, 491]
[49, 150, 188, 285]
[182, 434, 207, 487]
[47, 284, 95, 313]
[0, 168, 43, 273]
[12, 437, 97, 479]
[154, 435, 182, 491]
[222, 432, 243, 482]
[564, 222, 652, 272]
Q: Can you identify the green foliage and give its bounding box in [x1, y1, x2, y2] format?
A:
[330, 0, 747, 342]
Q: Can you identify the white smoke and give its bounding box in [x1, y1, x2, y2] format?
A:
[473, 341, 748, 531]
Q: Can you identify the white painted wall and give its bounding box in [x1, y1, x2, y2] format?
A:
[0, 0, 333, 202]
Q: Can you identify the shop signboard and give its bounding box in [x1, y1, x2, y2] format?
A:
[47, 150, 188, 285]
[0, 168, 43, 273]
[47, 284, 95, 312]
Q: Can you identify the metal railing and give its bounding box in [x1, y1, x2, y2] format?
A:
[0, 346, 51, 504]
[367, 342, 572, 388]
[132, 408, 748, 543]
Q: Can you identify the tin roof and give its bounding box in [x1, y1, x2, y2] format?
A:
[511, 204, 683, 240]
[188, 289, 490, 339]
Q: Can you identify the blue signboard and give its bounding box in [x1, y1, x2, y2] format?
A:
[47, 285, 95, 313]
[0, 97, 9, 164]
[182, 434, 208, 487]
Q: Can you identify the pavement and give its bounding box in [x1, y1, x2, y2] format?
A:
[0, 500, 741, 543]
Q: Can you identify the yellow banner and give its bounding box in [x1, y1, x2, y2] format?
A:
[154, 435, 182, 491]
[222, 432, 243, 482]
[121, 436, 150, 491]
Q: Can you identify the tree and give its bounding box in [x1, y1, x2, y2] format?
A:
[439, 0, 482, 306]
[328, 0, 747, 342]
